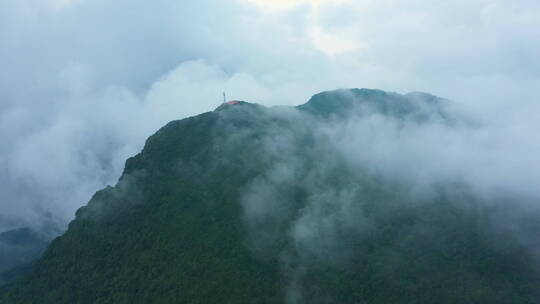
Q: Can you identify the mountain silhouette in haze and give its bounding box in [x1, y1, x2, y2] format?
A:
[2, 89, 539, 304]
[0, 227, 51, 291]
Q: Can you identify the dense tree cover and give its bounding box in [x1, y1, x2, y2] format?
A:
[2, 90, 539, 303]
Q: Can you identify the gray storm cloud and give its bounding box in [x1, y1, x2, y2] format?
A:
[0, 0, 539, 238]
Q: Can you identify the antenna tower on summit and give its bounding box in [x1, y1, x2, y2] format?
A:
[223, 92, 226, 104]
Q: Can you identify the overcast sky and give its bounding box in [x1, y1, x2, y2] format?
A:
[1, 0, 539, 233]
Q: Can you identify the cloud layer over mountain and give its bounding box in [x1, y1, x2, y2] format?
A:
[1, 0, 539, 233]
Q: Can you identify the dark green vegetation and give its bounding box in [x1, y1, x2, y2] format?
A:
[3, 89, 539, 303]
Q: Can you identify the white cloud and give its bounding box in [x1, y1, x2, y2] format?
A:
[244, 0, 346, 10]
[0, 0, 539, 233]
[48, 0, 84, 11]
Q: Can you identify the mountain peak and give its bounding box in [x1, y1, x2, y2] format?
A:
[3, 88, 537, 304]
[214, 100, 258, 111]
[298, 88, 448, 122]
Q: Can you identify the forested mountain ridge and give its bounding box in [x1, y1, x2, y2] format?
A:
[3, 89, 538, 304]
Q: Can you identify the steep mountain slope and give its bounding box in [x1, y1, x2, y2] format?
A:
[2, 89, 539, 304]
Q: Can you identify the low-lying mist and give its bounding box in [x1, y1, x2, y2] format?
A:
[237, 90, 540, 303]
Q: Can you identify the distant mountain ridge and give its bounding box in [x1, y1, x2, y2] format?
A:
[2, 89, 538, 304]
[0, 228, 49, 290]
